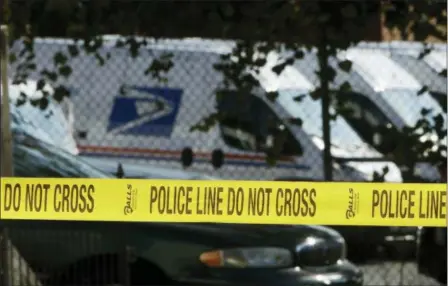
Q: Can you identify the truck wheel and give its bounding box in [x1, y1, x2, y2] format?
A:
[211, 149, 224, 169]
[181, 147, 194, 167]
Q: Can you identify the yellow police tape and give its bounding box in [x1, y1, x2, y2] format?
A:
[0, 177, 446, 227]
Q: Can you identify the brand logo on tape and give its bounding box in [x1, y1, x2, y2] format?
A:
[346, 188, 359, 219]
[124, 184, 138, 215]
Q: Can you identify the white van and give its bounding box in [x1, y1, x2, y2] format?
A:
[4, 79, 79, 154]
[16, 36, 371, 181]
[332, 49, 445, 181]
[354, 41, 446, 110]
[4, 83, 221, 180]
[389, 49, 446, 111]
[255, 52, 402, 182]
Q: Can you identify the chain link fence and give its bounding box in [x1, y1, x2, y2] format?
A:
[1, 33, 447, 286]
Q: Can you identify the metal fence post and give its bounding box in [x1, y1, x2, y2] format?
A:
[0, 22, 12, 286]
[317, 41, 333, 182]
[1, 24, 43, 286]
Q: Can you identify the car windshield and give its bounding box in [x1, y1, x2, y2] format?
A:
[276, 89, 376, 156]
[380, 89, 447, 128]
[13, 130, 110, 178]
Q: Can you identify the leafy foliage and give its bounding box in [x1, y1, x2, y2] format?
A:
[4, 0, 447, 181]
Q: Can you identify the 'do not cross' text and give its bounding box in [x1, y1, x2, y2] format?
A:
[2, 183, 95, 213]
[149, 185, 317, 217]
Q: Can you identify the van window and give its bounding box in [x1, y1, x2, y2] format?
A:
[430, 91, 447, 113]
[13, 130, 110, 178]
[336, 92, 395, 154]
[380, 89, 446, 128]
[217, 92, 303, 156]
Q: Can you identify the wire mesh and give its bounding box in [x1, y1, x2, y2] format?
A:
[1, 34, 447, 286]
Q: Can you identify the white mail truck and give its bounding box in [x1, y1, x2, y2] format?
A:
[294, 48, 446, 182]
[9, 36, 403, 181]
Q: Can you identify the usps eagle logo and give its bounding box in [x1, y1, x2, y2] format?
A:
[107, 85, 183, 138]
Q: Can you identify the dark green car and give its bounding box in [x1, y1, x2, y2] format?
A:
[6, 128, 363, 286]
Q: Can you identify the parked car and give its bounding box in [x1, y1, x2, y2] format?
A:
[6, 125, 363, 286]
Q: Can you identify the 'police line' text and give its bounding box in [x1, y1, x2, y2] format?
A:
[149, 186, 317, 217]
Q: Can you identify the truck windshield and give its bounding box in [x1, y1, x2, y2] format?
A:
[430, 91, 447, 113]
[276, 90, 377, 156]
[13, 130, 110, 178]
[380, 89, 446, 128]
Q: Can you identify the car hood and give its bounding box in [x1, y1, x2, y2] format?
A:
[147, 223, 343, 249]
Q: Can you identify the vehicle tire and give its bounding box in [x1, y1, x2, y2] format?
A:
[211, 149, 224, 169]
[181, 147, 194, 168]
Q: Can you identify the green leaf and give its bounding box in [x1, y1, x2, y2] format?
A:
[338, 60, 352, 72]
[95, 53, 106, 66]
[29, 98, 40, 107]
[115, 40, 125, 48]
[272, 62, 287, 75]
[294, 50, 304, 59]
[41, 69, 58, 81]
[126, 38, 141, 58]
[119, 85, 126, 95]
[254, 58, 267, 67]
[433, 113, 445, 129]
[53, 86, 70, 102]
[417, 85, 429, 95]
[8, 53, 17, 63]
[293, 94, 306, 102]
[341, 4, 358, 19]
[39, 97, 49, 110]
[288, 117, 303, 126]
[26, 53, 35, 61]
[310, 88, 323, 100]
[189, 113, 219, 132]
[317, 14, 330, 23]
[53, 52, 68, 65]
[420, 108, 432, 116]
[266, 91, 278, 102]
[67, 45, 79, 57]
[417, 47, 431, 60]
[16, 92, 27, 106]
[339, 81, 352, 92]
[59, 65, 73, 77]
[222, 4, 234, 17]
[27, 63, 37, 70]
[36, 79, 46, 91]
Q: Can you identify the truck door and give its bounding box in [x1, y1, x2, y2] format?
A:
[216, 91, 305, 163]
[335, 91, 398, 155]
